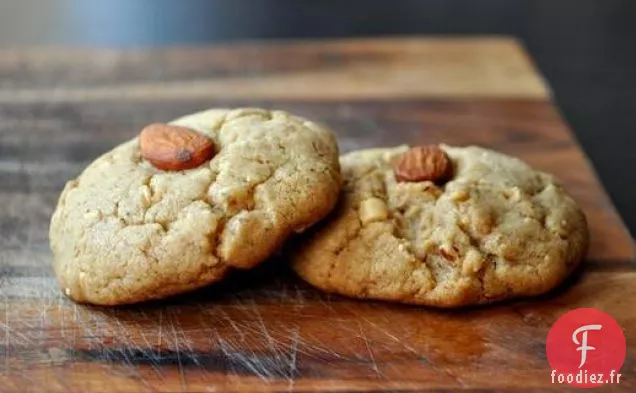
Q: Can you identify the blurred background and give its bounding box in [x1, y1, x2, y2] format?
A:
[0, 0, 634, 234]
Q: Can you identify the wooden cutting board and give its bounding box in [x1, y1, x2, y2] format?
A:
[0, 37, 633, 392]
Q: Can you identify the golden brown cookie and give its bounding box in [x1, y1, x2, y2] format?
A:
[292, 145, 588, 307]
[50, 108, 341, 305]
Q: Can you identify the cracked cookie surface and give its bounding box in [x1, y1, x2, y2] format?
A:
[50, 108, 341, 305]
[292, 145, 588, 307]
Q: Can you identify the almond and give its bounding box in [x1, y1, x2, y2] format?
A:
[139, 123, 215, 171]
[393, 145, 452, 183]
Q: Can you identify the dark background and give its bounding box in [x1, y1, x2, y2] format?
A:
[1, 0, 634, 236]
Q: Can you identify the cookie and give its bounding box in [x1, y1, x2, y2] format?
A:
[50, 108, 341, 305]
[291, 145, 588, 307]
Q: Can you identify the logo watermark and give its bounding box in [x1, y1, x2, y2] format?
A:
[546, 308, 626, 388]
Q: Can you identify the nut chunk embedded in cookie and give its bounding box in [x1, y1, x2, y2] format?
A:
[292, 145, 588, 308]
[139, 123, 216, 171]
[393, 145, 453, 184]
[49, 108, 342, 305]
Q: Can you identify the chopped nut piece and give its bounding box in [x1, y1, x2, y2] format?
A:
[359, 197, 389, 225]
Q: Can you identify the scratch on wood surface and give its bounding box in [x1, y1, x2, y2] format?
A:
[38, 297, 52, 345]
[112, 313, 134, 365]
[315, 293, 339, 315]
[198, 303, 279, 378]
[56, 296, 66, 340]
[301, 330, 347, 361]
[216, 307, 246, 342]
[72, 302, 79, 350]
[286, 327, 300, 392]
[53, 297, 71, 391]
[358, 322, 384, 378]
[348, 308, 420, 356]
[349, 307, 467, 387]
[293, 284, 306, 309]
[205, 309, 308, 382]
[0, 320, 34, 347]
[249, 297, 282, 364]
[216, 334, 270, 380]
[157, 308, 164, 349]
[178, 322, 200, 367]
[169, 309, 188, 391]
[227, 318, 319, 365]
[211, 332, 234, 376]
[110, 312, 151, 387]
[134, 315, 163, 378]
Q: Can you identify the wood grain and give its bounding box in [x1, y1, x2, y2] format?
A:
[0, 37, 549, 101]
[0, 38, 633, 392]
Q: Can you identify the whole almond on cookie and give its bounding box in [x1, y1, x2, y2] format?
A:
[393, 145, 452, 183]
[140, 123, 215, 171]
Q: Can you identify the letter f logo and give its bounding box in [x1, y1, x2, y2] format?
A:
[572, 324, 602, 368]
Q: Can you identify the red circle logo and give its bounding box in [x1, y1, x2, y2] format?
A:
[546, 308, 626, 388]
